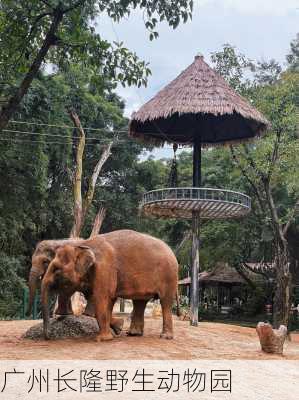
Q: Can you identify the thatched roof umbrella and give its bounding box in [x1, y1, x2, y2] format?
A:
[129, 55, 269, 326]
[129, 55, 269, 147]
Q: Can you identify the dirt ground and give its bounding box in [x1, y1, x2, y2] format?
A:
[0, 316, 298, 360]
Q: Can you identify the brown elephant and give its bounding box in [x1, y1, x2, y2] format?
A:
[41, 230, 179, 341]
[28, 239, 88, 316]
[28, 238, 123, 334]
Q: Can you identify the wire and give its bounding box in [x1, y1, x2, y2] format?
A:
[0, 137, 96, 146]
[0, 137, 176, 149]
[2, 128, 188, 148]
[2, 128, 120, 142]
[10, 120, 128, 133]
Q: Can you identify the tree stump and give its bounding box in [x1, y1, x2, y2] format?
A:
[256, 322, 288, 354]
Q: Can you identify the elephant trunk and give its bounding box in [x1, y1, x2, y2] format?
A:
[41, 280, 51, 340]
[27, 268, 43, 316]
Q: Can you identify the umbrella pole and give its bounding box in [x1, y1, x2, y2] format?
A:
[190, 135, 201, 326]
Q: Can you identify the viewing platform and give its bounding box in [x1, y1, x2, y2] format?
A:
[140, 187, 251, 219]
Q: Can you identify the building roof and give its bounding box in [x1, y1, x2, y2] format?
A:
[179, 262, 246, 285]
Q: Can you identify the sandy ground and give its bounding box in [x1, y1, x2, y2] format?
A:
[0, 316, 298, 360]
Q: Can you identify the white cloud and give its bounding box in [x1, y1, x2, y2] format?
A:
[199, 0, 299, 16]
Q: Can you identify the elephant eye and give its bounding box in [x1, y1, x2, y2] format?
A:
[52, 264, 61, 273]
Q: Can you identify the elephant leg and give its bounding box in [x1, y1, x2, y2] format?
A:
[108, 298, 124, 336]
[55, 294, 73, 316]
[83, 298, 123, 335]
[110, 316, 124, 336]
[160, 297, 174, 340]
[128, 299, 147, 336]
[83, 299, 95, 317]
[94, 297, 114, 342]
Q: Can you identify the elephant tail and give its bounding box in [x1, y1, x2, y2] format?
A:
[176, 288, 181, 317]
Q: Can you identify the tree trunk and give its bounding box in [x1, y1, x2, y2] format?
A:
[273, 247, 292, 328]
[89, 207, 106, 238]
[0, 8, 63, 131]
[83, 143, 112, 216]
[67, 111, 112, 315]
[69, 111, 85, 238]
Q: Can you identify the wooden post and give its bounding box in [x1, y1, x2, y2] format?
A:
[190, 135, 201, 326]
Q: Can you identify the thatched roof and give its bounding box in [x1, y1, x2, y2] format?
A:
[129, 55, 269, 146]
[179, 263, 246, 285]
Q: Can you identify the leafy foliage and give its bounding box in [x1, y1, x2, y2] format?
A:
[0, 0, 193, 89]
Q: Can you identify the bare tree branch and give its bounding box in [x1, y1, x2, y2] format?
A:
[89, 207, 106, 238]
[83, 142, 113, 216]
[68, 111, 112, 238]
[69, 110, 85, 238]
[242, 261, 274, 279]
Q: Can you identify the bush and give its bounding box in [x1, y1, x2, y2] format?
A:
[244, 287, 268, 317]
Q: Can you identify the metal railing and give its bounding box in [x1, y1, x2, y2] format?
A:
[142, 187, 251, 209]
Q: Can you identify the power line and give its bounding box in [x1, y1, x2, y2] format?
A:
[2, 128, 185, 148]
[0, 137, 113, 147]
[10, 120, 128, 133]
[0, 136, 176, 149]
[2, 128, 120, 142]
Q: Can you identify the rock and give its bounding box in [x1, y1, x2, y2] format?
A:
[256, 322, 288, 354]
[23, 315, 99, 340]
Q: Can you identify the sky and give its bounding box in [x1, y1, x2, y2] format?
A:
[97, 0, 299, 159]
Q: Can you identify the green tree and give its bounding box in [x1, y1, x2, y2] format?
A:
[0, 66, 145, 315]
[0, 0, 193, 130]
[211, 44, 299, 327]
[287, 33, 299, 72]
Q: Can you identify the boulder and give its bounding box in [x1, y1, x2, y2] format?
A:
[23, 315, 99, 340]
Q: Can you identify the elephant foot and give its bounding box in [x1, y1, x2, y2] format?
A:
[96, 332, 114, 342]
[160, 332, 173, 340]
[111, 318, 124, 336]
[128, 327, 144, 336]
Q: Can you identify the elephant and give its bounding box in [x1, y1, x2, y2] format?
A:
[28, 239, 86, 316]
[28, 238, 123, 334]
[41, 229, 179, 341]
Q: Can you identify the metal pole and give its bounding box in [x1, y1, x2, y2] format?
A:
[120, 298, 125, 312]
[190, 134, 201, 326]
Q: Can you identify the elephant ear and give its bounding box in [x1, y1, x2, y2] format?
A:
[74, 246, 96, 275]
